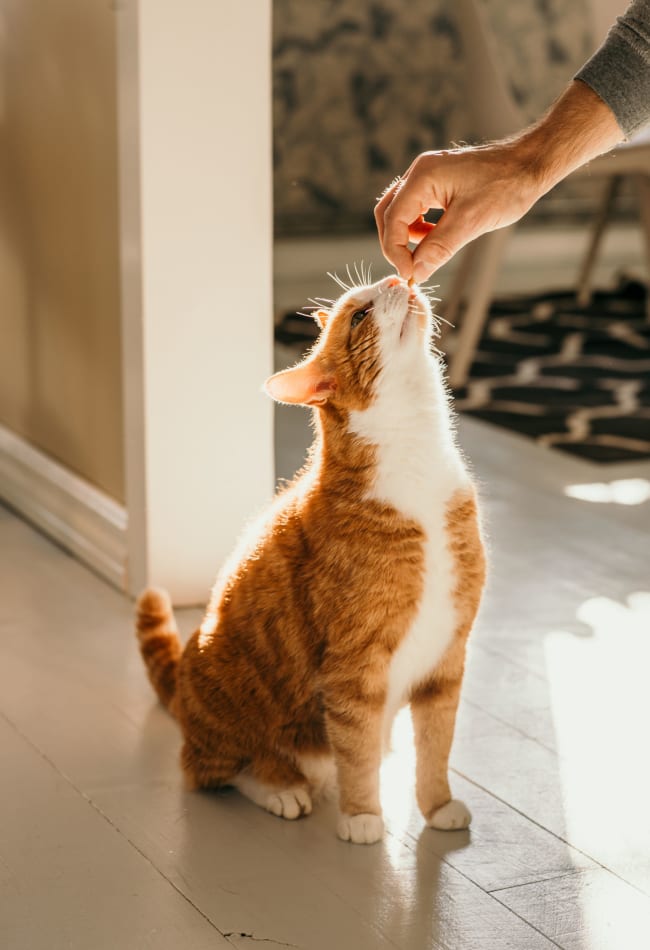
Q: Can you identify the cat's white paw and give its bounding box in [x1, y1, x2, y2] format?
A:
[337, 813, 384, 845]
[265, 787, 312, 820]
[428, 799, 471, 830]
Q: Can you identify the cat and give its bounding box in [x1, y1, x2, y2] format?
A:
[136, 273, 486, 845]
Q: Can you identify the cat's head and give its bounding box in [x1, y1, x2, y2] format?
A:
[266, 275, 437, 411]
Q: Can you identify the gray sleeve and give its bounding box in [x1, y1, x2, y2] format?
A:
[575, 0, 650, 137]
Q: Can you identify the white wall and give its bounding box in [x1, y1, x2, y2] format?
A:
[118, 0, 274, 604]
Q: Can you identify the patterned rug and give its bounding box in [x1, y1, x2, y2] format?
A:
[275, 278, 650, 464]
[453, 278, 650, 463]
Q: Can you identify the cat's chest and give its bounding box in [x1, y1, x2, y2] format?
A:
[348, 472, 460, 737]
[349, 407, 468, 719]
[384, 508, 458, 722]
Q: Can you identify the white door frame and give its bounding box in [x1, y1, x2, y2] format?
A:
[117, 0, 274, 605]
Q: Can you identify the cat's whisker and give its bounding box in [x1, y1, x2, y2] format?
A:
[306, 300, 334, 316]
[327, 271, 351, 292]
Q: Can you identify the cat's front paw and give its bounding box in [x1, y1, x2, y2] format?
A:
[337, 813, 384, 845]
[266, 787, 312, 820]
[427, 799, 471, 830]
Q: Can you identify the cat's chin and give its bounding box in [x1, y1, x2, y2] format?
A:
[398, 309, 429, 352]
[399, 310, 414, 341]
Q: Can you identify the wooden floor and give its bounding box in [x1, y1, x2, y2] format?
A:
[2, 414, 650, 950]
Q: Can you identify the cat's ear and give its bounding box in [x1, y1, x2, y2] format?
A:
[265, 359, 336, 406]
[313, 309, 329, 329]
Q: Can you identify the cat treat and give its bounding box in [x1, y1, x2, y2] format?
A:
[135, 273, 486, 845]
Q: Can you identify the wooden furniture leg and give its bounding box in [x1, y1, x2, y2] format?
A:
[576, 176, 621, 307]
[633, 173, 650, 321]
[447, 227, 513, 389]
[440, 240, 480, 347]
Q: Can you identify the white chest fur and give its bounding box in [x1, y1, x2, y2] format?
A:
[348, 355, 470, 740]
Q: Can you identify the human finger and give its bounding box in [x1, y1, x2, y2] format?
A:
[376, 188, 434, 260]
[374, 177, 402, 247]
[381, 180, 435, 278]
[375, 154, 422, 247]
[411, 203, 476, 281]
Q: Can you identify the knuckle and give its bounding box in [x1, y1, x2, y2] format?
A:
[420, 238, 454, 266]
[414, 150, 442, 173]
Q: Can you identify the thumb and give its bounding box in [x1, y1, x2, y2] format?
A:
[411, 207, 476, 282]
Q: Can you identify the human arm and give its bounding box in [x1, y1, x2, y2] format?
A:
[375, 1, 650, 282]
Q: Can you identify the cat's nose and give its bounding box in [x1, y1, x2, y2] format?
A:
[382, 276, 405, 290]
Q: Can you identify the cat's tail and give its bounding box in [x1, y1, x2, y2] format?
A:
[135, 588, 182, 713]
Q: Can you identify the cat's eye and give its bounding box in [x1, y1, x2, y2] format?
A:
[350, 307, 370, 329]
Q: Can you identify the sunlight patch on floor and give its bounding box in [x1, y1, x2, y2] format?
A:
[544, 592, 650, 890]
[564, 478, 650, 505]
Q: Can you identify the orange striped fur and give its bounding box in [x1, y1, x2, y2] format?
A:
[136, 274, 486, 843]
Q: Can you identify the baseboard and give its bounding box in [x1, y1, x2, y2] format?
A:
[0, 424, 128, 591]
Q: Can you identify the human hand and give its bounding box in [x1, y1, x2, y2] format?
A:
[375, 79, 625, 283]
[375, 144, 545, 282]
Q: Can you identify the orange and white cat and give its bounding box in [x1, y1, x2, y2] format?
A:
[136, 273, 486, 844]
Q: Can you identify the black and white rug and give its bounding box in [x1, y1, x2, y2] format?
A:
[275, 278, 650, 464]
[453, 278, 650, 464]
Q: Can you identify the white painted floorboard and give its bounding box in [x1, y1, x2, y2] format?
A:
[2, 414, 650, 949]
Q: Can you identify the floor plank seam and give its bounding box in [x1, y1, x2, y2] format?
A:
[470, 640, 542, 678]
[449, 765, 588, 854]
[390, 826, 564, 948]
[222, 932, 302, 948]
[470, 639, 550, 684]
[217, 794, 402, 950]
[487, 868, 586, 895]
[460, 695, 559, 756]
[0, 708, 235, 947]
[487, 892, 566, 949]
[449, 767, 650, 900]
